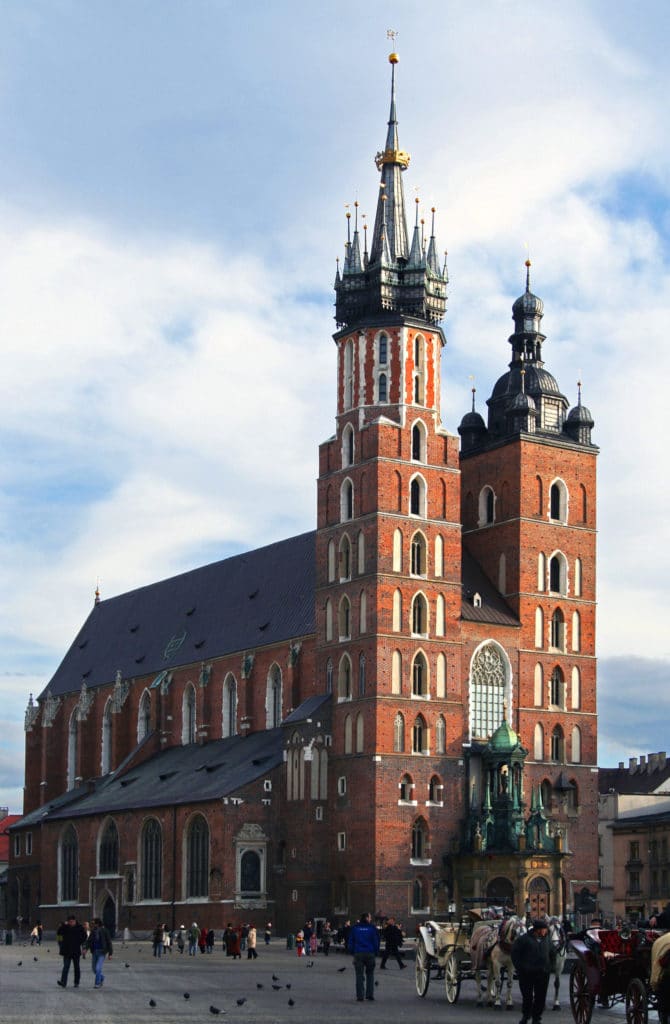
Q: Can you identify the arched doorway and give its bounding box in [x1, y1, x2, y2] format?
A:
[101, 894, 116, 938]
[528, 876, 550, 919]
[486, 876, 515, 909]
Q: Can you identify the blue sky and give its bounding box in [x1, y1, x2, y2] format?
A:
[2, 0, 670, 811]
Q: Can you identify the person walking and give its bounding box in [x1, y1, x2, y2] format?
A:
[56, 913, 87, 988]
[247, 925, 258, 959]
[322, 920, 333, 956]
[188, 922, 199, 956]
[511, 919, 552, 1024]
[347, 911, 380, 1002]
[380, 916, 406, 969]
[177, 924, 186, 954]
[264, 921, 272, 945]
[87, 916, 113, 989]
[152, 922, 164, 957]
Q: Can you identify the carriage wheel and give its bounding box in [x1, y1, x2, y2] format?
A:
[444, 952, 461, 1004]
[569, 962, 594, 1024]
[625, 978, 648, 1024]
[415, 938, 430, 997]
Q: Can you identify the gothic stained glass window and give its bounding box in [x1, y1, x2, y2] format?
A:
[141, 818, 162, 900]
[469, 643, 509, 741]
[99, 820, 119, 874]
[60, 825, 78, 902]
[186, 815, 209, 898]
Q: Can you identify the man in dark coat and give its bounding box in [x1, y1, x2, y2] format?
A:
[347, 912, 380, 1002]
[380, 916, 406, 969]
[57, 912, 87, 988]
[511, 919, 552, 1024]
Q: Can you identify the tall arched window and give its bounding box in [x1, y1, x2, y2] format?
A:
[498, 552, 506, 593]
[534, 664, 543, 706]
[571, 726, 582, 764]
[266, 664, 282, 727]
[355, 713, 364, 753]
[399, 773, 413, 802]
[326, 659, 333, 694]
[359, 591, 367, 633]
[378, 332, 388, 365]
[339, 534, 351, 580]
[411, 817, 429, 859]
[338, 655, 352, 700]
[479, 486, 495, 526]
[358, 653, 366, 695]
[411, 421, 427, 462]
[378, 372, 388, 403]
[357, 531, 365, 574]
[550, 666, 565, 708]
[186, 815, 209, 898]
[222, 673, 237, 738]
[549, 552, 567, 594]
[536, 475, 543, 515]
[535, 606, 544, 648]
[182, 683, 196, 744]
[412, 652, 428, 697]
[325, 598, 333, 641]
[572, 611, 581, 652]
[392, 528, 403, 572]
[410, 532, 427, 575]
[413, 877, 427, 910]
[137, 689, 151, 742]
[101, 698, 113, 775]
[67, 710, 78, 790]
[551, 725, 565, 762]
[550, 479, 568, 522]
[551, 609, 565, 650]
[571, 666, 581, 709]
[99, 819, 119, 875]
[469, 642, 511, 741]
[392, 589, 402, 632]
[412, 714, 427, 754]
[60, 825, 79, 902]
[394, 712, 405, 752]
[574, 557, 582, 597]
[328, 539, 336, 582]
[141, 818, 162, 900]
[580, 484, 588, 523]
[435, 715, 446, 754]
[344, 714, 353, 754]
[240, 849, 262, 896]
[392, 650, 402, 694]
[341, 479, 354, 521]
[342, 423, 354, 467]
[411, 593, 428, 635]
[436, 653, 446, 698]
[338, 596, 351, 639]
[413, 335, 425, 405]
[435, 594, 445, 636]
[434, 535, 444, 577]
[410, 475, 427, 517]
[534, 723, 544, 761]
[343, 338, 353, 410]
[537, 552, 546, 592]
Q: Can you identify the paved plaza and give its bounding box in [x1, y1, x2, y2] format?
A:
[1, 936, 631, 1024]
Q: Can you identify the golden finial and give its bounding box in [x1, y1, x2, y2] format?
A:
[387, 28, 399, 62]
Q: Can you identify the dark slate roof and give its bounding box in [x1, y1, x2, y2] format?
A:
[42, 531, 316, 699]
[611, 806, 670, 829]
[599, 760, 670, 796]
[283, 694, 331, 725]
[17, 728, 285, 825]
[461, 549, 520, 627]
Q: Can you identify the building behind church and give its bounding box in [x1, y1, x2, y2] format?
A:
[7, 54, 599, 936]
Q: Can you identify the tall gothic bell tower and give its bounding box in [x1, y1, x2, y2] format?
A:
[316, 53, 463, 915]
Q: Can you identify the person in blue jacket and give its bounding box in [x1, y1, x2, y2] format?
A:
[347, 911, 380, 1002]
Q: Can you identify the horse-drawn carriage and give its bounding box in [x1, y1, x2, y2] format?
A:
[415, 909, 565, 1010]
[569, 926, 667, 1024]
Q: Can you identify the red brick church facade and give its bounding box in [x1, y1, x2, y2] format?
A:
[8, 55, 599, 936]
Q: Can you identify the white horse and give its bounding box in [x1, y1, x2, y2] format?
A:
[545, 917, 568, 1011]
[470, 915, 527, 1009]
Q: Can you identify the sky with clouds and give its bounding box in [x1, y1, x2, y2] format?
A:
[1, 0, 669, 812]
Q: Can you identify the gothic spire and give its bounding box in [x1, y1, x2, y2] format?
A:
[369, 53, 410, 265]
